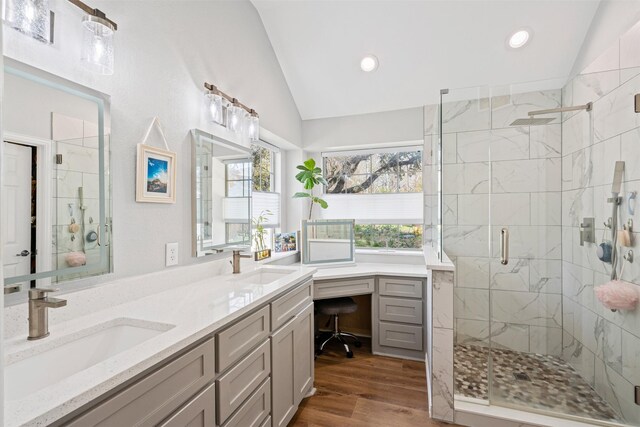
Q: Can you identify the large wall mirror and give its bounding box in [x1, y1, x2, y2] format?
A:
[3, 60, 112, 294]
[192, 129, 252, 256]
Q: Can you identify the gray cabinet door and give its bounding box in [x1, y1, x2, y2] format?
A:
[271, 280, 312, 331]
[378, 277, 423, 298]
[159, 384, 215, 427]
[271, 316, 296, 427]
[293, 304, 314, 405]
[221, 378, 271, 427]
[217, 339, 271, 424]
[217, 306, 270, 373]
[271, 302, 314, 427]
[378, 296, 423, 325]
[66, 338, 215, 427]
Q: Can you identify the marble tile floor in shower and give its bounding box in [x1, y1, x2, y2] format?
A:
[454, 344, 622, 423]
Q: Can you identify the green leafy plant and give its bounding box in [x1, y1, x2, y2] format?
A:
[293, 158, 329, 220]
[252, 210, 272, 251]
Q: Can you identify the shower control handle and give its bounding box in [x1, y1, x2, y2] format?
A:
[500, 228, 509, 265]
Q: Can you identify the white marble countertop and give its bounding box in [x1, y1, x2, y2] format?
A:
[3, 264, 315, 427]
[313, 262, 429, 280]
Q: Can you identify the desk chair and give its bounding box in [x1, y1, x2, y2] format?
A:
[315, 297, 361, 358]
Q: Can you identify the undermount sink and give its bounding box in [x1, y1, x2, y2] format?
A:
[5, 319, 174, 401]
[228, 267, 296, 285]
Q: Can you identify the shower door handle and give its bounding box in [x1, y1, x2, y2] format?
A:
[500, 228, 509, 265]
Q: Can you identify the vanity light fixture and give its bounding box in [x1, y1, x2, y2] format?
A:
[67, 0, 118, 75]
[508, 29, 531, 49]
[204, 82, 260, 141]
[3, 0, 52, 43]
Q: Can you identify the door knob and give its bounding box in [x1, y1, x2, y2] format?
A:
[16, 250, 30, 257]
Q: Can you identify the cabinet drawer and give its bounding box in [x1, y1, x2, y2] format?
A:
[217, 306, 270, 372]
[260, 415, 272, 427]
[378, 296, 423, 325]
[159, 383, 215, 427]
[271, 280, 312, 330]
[378, 277, 423, 298]
[314, 278, 374, 299]
[379, 321, 423, 351]
[217, 339, 271, 424]
[67, 338, 215, 427]
[222, 378, 271, 427]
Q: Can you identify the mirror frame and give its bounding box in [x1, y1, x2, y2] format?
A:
[191, 128, 252, 257]
[2, 60, 112, 289]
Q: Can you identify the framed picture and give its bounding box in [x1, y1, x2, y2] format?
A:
[274, 231, 298, 253]
[136, 144, 177, 203]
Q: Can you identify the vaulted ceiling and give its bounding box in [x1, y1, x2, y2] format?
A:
[252, 0, 600, 120]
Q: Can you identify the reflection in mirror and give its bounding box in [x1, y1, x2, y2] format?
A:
[2, 61, 112, 294]
[192, 129, 252, 256]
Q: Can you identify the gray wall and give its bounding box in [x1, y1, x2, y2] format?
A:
[302, 107, 423, 152]
[3, 1, 302, 282]
[570, 0, 640, 78]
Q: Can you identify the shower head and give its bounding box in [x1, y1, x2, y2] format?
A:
[612, 161, 625, 196]
[509, 102, 593, 127]
[509, 117, 556, 126]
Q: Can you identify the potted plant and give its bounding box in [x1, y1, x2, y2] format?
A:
[293, 158, 329, 220]
[252, 209, 272, 260]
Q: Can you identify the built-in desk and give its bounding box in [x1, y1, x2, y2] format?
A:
[312, 263, 429, 360]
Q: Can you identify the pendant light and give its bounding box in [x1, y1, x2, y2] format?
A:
[3, 0, 51, 43]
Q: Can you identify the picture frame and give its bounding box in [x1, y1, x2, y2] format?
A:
[274, 231, 298, 253]
[136, 143, 177, 203]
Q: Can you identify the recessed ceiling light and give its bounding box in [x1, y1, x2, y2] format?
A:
[508, 29, 531, 49]
[360, 55, 378, 72]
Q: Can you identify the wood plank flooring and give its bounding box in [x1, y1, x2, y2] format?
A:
[290, 337, 461, 427]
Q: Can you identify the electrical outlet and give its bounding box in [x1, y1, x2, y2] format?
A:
[166, 242, 179, 267]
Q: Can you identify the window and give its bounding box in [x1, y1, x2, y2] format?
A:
[252, 144, 274, 192]
[324, 149, 422, 194]
[320, 147, 423, 250]
[354, 224, 423, 249]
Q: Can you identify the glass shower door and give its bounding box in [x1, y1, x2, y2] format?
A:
[444, 81, 627, 424]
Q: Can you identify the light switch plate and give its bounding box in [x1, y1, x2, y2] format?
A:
[166, 242, 179, 267]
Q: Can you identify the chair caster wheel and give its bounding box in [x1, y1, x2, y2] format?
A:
[346, 351, 354, 358]
[354, 341, 362, 348]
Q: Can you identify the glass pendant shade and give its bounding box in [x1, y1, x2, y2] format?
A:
[228, 105, 245, 135]
[4, 0, 50, 43]
[207, 92, 224, 125]
[81, 16, 115, 75]
[246, 114, 260, 141]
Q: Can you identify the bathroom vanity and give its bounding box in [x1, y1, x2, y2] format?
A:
[3, 264, 315, 427]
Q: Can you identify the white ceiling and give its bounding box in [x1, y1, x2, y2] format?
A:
[252, 0, 601, 120]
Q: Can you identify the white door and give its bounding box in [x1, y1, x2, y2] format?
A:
[2, 142, 32, 284]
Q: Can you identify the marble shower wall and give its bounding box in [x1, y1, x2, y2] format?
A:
[52, 113, 110, 281]
[425, 88, 564, 356]
[560, 20, 640, 425]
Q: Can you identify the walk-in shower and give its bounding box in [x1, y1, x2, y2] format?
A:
[431, 75, 640, 425]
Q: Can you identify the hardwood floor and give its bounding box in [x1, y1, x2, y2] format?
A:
[289, 337, 460, 427]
